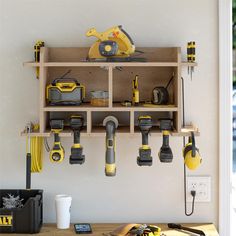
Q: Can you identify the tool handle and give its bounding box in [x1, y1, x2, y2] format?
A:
[162, 132, 169, 147]
[168, 223, 205, 236]
[141, 133, 148, 145]
[52, 78, 80, 86]
[74, 130, 81, 144]
[26, 153, 31, 189]
[181, 226, 205, 236]
[54, 133, 60, 142]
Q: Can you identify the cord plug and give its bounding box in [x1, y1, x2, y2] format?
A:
[191, 190, 196, 197]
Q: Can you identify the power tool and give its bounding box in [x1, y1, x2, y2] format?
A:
[69, 115, 85, 165]
[103, 116, 119, 176]
[50, 119, 65, 163]
[46, 70, 85, 106]
[86, 25, 145, 62]
[132, 75, 139, 106]
[183, 131, 202, 170]
[158, 119, 173, 163]
[137, 116, 153, 166]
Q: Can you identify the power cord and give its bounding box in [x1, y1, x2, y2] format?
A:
[182, 77, 196, 216]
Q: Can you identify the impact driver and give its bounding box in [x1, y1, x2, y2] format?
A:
[137, 116, 153, 166]
[70, 115, 85, 164]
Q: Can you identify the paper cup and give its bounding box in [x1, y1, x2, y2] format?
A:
[55, 194, 72, 229]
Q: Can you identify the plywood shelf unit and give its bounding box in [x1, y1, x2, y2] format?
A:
[22, 47, 199, 137]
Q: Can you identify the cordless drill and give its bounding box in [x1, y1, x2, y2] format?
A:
[50, 119, 64, 163]
[158, 119, 173, 163]
[103, 116, 119, 176]
[137, 116, 153, 166]
[70, 115, 85, 165]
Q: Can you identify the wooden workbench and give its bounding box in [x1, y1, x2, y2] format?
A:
[5, 223, 219, 236]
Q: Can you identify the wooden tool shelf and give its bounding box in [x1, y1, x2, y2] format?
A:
[22, 47, 199, 137]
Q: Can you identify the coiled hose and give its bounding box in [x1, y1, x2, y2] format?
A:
[26, 124, 43, 173]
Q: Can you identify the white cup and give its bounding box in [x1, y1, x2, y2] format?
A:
[55, 194, 72, 229]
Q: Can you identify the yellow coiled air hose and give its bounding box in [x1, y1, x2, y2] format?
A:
[26, 124, 43, 173]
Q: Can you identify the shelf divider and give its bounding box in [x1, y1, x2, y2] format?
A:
[108, 66, 113, 108]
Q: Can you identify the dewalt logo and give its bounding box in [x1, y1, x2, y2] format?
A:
[0, 215, 13, 226]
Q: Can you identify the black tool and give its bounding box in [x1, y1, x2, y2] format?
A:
[25, 123, 33, 189]
[158, 119, 173, 163]
[137, 116, 153, 166]
[70, 115, 85, 164]
[168, 223, 205, 236]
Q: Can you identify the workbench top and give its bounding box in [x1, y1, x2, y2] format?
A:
[5, 223, 219, 236]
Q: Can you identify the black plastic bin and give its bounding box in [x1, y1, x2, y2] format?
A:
[0, 189, 43, 234]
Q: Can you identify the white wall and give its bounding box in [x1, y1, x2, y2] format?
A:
[0, 0, 219, 226]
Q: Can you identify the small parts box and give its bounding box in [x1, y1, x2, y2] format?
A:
[0, 189, 43, 234]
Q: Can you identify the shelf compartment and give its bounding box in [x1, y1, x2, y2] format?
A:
[91, 111, 131, 134]
[46, 67, 109, 104]
[112, 67, 177, 106]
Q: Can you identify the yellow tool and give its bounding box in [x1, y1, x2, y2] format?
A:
[132, 75, 139, 106]
[183, 132, 202, 170]
[50, 119, 65, 163]
[103, 116, 119, 176]
[86, 25, 145, 62]
[34, 40, 44, 79]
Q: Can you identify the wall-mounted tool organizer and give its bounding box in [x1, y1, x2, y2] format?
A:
[22, 47, 199, 137]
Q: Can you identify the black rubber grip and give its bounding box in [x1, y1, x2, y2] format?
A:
[26, 153, 31, 189]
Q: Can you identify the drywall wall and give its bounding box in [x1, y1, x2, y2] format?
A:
[0, 0, 219, 226]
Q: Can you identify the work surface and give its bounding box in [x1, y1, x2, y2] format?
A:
[4, 223, 219, 236]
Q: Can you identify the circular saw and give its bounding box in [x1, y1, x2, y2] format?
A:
[86, 25, 145, 62]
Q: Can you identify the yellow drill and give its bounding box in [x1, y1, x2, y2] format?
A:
[137, 116, 153, 166]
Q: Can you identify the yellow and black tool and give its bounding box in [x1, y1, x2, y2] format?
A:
[69, 115, 85, 165]
[187, 41, 196, 79]
[129, 224, 161, 236]
[46, 70, 85, 106]
[132, 75, 139, 106]
[86, 25, 145, 62]
[103, 116, 119, 176]
[50, 119, 65, 163]
[34, 40, 44, 79]
[137, 116, 152, 166]
[183, 132, 202, 170]
[158, 119, 173, 163]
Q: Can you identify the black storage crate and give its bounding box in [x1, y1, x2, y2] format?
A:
[0, 189, 43, 234]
